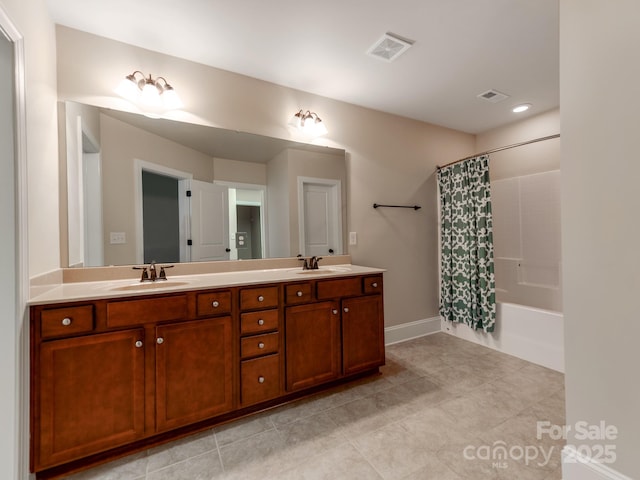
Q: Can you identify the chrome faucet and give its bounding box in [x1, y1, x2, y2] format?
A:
[298, 255, 323, 270]
[308, 256, 323, 270]
[132, 261, 174, 282]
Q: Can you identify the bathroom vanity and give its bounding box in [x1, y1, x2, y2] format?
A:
[29, 264, 384, 478]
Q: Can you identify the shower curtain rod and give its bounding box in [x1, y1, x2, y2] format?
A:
[436, 133, 560, 170]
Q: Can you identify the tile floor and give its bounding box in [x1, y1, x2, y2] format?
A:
[67, 333, 565, 480]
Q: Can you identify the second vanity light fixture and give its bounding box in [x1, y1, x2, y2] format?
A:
[115, 70, 183, 115]
[288, 110, 328, 136]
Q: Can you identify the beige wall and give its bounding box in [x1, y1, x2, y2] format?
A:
[477, 108, 560, 180]
[561, 2, 640, 478]
[56, 25, 475, 327]
[213, 157, 266, 185]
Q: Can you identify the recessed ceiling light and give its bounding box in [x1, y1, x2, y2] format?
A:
[512, 103, 532, 113]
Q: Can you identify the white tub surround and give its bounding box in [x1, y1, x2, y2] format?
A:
[442, 302, 564, 372]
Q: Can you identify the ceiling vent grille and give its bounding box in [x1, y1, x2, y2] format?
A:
[367, 33, 413, 62]
[477, 89, 510, 103]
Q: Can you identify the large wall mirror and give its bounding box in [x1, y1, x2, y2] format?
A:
[60, 101, 347, 268]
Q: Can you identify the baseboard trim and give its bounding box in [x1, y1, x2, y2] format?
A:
[562, 445, 634, 480]
[384, 317, 441, 345]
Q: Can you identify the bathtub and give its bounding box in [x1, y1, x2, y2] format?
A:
[442, 302, 564, 372]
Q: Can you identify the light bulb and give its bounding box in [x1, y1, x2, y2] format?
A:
[162, 87, 183, 110]
[114, 76, 139, 102]
[140, 81, 162, 108]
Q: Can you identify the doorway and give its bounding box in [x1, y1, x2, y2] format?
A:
[141, 170, 180, 263]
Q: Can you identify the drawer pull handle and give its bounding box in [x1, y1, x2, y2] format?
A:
[296, 291, 303, 297]
[258, 319, 265, 326]
[212, 301, 220, 308]
[61, 317, 72, 326]
[332, 309, 338, 315]
[258, 376, 265, 384]
[156, 337, 164, 345]
[258, 342, 265, 349]
[344, 307, 350, 313]
[135, 340, 143, 348]
[372, 282, 378, 288]
[258, 295, 264, 302]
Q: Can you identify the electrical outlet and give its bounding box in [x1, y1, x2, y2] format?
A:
[349, 231, 357, 246]
[110, 232, 126, 244]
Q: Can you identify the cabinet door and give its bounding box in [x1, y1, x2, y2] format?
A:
[342, 295, 385, 375]
[37, 329, 145, 469]
[285, 301, 340, 391]
[155, 317, 233, 431]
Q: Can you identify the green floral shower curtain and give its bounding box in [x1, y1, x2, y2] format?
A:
[437, 155, 496, 332]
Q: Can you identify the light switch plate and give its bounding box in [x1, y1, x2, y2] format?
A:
[110, 232, 126, 244]
[349, 232, 357, 246]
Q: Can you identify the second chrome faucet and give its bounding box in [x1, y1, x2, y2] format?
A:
[298, 255, 323, 270]
[133, 261, 174, 282]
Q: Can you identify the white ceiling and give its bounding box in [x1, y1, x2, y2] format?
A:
[46, 0, 559, 134]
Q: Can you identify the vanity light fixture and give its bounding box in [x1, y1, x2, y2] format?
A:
[512, 103, 532, 113]
[115, 71, 183, 113]
[288, 110, 328, 136]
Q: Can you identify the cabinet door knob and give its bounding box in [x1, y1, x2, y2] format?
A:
[343, 307, 350, 313]
[372, 282, 378, 288]
[332, 309, 338, 315]
[258, 295, 264, 302]
[258, 342, 265, 349]
[212, 301, 220, 308]
[156, 337, 164, 345]
[258, 319, 265, 326]
[61, 317, 72, 326]
[296, 291, 303, 297]
[258, 376, 265, 384]
[135, 340, 143, 348]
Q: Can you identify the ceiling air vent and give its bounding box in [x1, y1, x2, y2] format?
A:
[477, 89, 510, 103]
[367, 33, 414, 62]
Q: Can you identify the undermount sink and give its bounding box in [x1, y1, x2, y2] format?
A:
[295, 267, 351, 275]
[110, 281, 190, 292]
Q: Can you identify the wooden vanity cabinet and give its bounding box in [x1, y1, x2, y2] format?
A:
[155, 317, 233, 432]
[284, 274, 385, 391]
[35, 328, 145, 470]
[239, 284, 283, 407]
[30, 272, 384, 478]
[285, 301, 341, 391]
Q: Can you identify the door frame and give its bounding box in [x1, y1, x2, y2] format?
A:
[297, 176, 343, 256]
[133, 159, 192, 265]
[0, 6, 28, 479]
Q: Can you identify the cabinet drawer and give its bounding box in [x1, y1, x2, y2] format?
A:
[41, 305, 94, 339]
[241, 332, 279, 359]
[316, 277, 362, 300]
[241, 354, 280, 406]
[240, 286, 279, 310]
[196, 290, 232, 316]
[363, 275, 383, 294]
[107, 295, 187, 328]
[241, 309, 279, 335]
[285, 283, 312, 304]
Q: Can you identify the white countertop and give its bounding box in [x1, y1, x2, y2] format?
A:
[29, 264, 385, 305]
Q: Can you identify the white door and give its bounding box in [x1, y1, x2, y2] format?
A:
[298, 178, 342, 257]
[189, 180, 230, 261]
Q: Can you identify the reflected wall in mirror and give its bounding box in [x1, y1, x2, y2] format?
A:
[59, 101, 347, 267]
